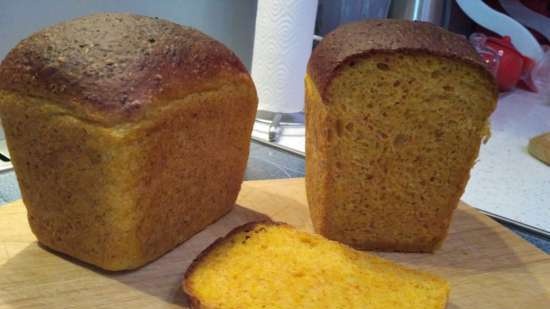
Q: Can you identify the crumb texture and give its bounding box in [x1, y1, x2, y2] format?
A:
[185, 223, 449, 309]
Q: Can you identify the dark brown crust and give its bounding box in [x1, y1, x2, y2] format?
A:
[0, 13, 249, 124]
[182, 220, 287, 309]
[307, 19, 491, 100]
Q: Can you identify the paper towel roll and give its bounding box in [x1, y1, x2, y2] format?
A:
[251, 0, 318, 114]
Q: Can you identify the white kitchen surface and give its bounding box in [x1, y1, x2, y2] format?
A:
[462, 89, 550, 235]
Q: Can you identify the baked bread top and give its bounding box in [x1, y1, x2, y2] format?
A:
[307, 19, 491, 100]
[0, 13, 250, 124]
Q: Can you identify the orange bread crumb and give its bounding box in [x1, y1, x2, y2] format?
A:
[184, 222, 449, 309]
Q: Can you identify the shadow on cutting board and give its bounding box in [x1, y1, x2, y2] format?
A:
[0, 205, 269, 308]
[377, 206, 544, 274]
[376, 207, 550, 308]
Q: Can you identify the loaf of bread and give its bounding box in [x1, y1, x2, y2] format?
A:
[184, 221, 449, 309]
[0, 13, 257, 270]
[305, 20, 497, 252]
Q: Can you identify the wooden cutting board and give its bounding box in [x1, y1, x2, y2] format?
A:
[0, 178, 549, 308]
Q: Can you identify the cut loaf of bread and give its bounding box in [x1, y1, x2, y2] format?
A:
[306, 20, 497, 252]
[0, 13, 257, 270]
[184, 221, 449, 309]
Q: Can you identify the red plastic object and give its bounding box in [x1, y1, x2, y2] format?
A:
[485, 36, 536, 91]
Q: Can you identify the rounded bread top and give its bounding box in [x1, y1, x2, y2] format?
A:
[0, 13, 249, 124]
[307, 19, 488, 99]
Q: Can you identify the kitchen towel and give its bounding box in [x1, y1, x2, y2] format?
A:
[251, 0, 318, 113]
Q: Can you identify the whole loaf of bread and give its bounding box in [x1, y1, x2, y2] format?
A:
[0, 13, 258, 270]
[305, 20, 497, 252]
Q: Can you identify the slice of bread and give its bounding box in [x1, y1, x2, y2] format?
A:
[306, 20, 498, 252]
[183, 222, 449, 309]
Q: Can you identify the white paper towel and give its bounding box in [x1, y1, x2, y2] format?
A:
[251, 0, 318, 113]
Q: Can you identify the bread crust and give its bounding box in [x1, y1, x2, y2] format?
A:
[307, 19, 492, 100]
[182, 221, 285, 309]
[0, 13, 249, 124]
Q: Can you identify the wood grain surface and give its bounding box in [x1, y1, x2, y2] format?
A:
[0, 178, 549, 308]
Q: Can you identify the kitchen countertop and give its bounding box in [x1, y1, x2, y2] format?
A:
[462, 90, 550, 238]
[0, 140, 548, 253]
